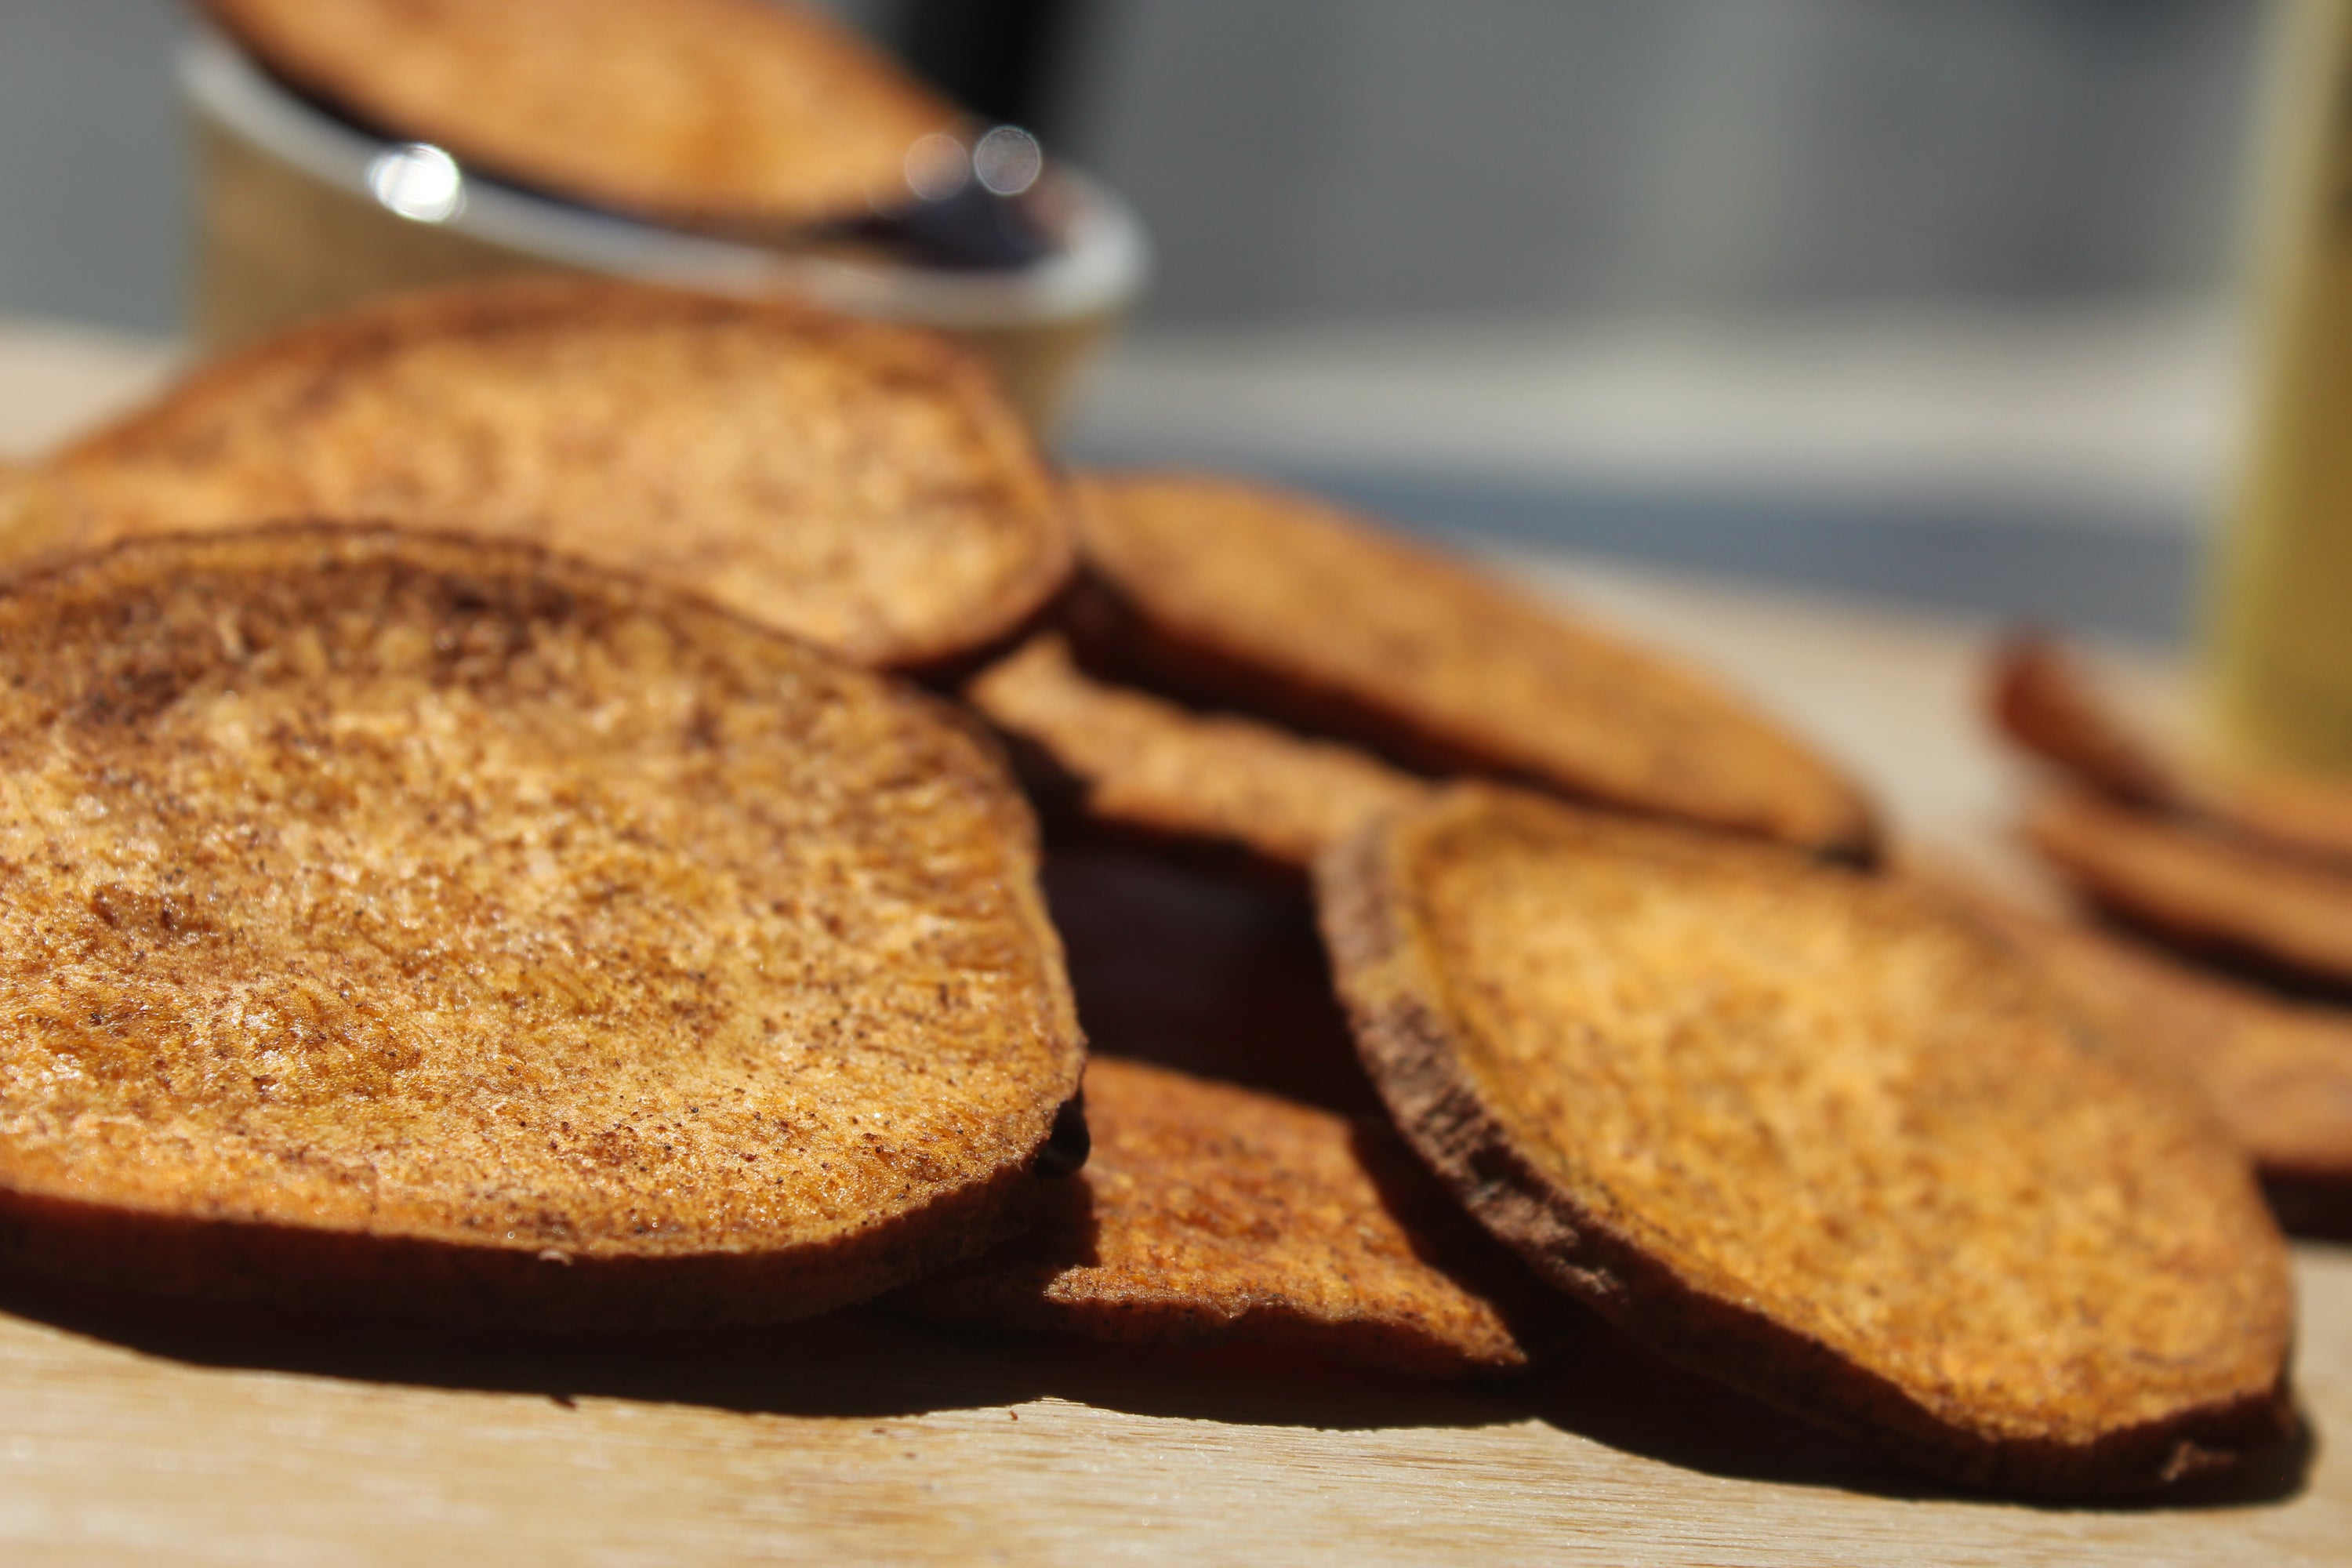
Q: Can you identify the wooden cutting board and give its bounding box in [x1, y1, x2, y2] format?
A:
[0, 1246, 2343, 1568]
[0, 335, 2343, 1565]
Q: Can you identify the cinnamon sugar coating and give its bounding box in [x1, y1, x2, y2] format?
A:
[0, 525, 1083, 1325]
[902, 1055, 1531, 1377]
[1070, 473, 1874, 858]
[1319, 785, 2293, 1495]
[968, 633, 1426, 872]
[1955, 896, 2352, 1227]
[28, 279, 1072, 675]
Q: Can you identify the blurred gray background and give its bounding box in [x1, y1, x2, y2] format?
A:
[0, 0, 2264, 333]
[0, 0, 2281, 640]
[1067, 0, 2259, 328]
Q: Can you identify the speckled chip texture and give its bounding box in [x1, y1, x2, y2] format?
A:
[30, 278, 1072, 675]
[198, 0, 957, 231]
[1318, 784, 2295, 1496]
[967, 633, 1428, 872]
[2028, 785, 2352, 988]
[1961, 898, 2352, 1229]
[902, 1056, 1531, 1377]
[0, 524, 1083, 1326]
[1069, 473, 1875, 859]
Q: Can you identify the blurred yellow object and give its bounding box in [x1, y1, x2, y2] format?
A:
[2210, 0, 2352, 771]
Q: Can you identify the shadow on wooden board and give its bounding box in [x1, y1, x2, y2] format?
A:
[1517, 1305, 2317, 1513]
[0, 1272, 2311, 1513]
[0, 1272, 1512, 1433]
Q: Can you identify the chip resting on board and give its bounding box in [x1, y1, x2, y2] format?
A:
[901, 1055, 1534, 1377]
[1319, 784, 2293, 1495]
[0, 524, 1083, 1326]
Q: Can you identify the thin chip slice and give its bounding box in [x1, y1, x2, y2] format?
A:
[198, 0, 956, 231]
[29, 278, 1071, 675]
[1955, 895, 2352, 1232]
[1319, 784, 2293, 1495]
[1994, 636, 2352, 866]
[900, 1055, 1534, 1377]
[0, 524, 1083, 1327]
[2027, 785, 2352, 987]
[1069, 473, 1874, 858]
[968, 633, 1428, 873]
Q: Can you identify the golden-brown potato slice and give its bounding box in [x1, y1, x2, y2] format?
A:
[2027, 785, 2352, 988]
[902, 1056, 1536, 1377]
[33, 278, 1072, 676]
[0, 524, 1083, 1327]
[1993, 635, 2352, 866]
[969, 633, 1427, 874]
[1069, 473, 1874, 858]
[1954, 895, 2352, 1234]
[1320, 785, 2293, 1496]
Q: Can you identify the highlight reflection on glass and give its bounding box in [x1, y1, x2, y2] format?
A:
[972, 126, 1042, 198]
[365, 143, 465, 223]
[904, 132, 971, 203]
[882, 125, 1054, 269]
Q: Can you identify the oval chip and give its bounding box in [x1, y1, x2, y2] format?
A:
[1319, 784, 2293, 1495]
[2027, 784, 2352, 989]
[0, 524, 1083, 1326]
[1994, 636, 2352, 869]
[30, 278, 1073, 676]
[1069, 473, 1874, 859]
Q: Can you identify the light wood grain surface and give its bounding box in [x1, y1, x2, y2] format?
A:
[0, 328, 2343, 1566]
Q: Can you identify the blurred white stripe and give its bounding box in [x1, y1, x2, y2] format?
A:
[1065, 303, 2241, 530]
[0, 320, 176, 461]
